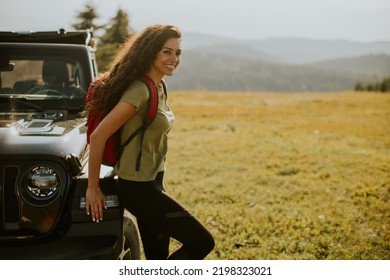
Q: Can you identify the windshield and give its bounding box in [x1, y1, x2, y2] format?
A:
[0, 50, 88, 111]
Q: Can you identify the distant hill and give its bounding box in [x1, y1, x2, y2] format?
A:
[166, 33, 390, 92]
[189, 43, 283, 64]
[183, 32, 390, 64]
[181, 32, 233, 49]
[167, 50, 383, 92]
[309, 54, 390, 77]
[245, 37, 390, 64]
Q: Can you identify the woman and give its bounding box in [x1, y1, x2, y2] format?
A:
[85, 24, 214, 260]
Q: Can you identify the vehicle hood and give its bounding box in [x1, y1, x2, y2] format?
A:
[0, 112, 87, 156]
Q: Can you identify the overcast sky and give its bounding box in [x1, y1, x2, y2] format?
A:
[1, 0, 389, 42]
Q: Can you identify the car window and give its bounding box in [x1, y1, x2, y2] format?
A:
[0, 50, 88, 112]
[1, 56, 86, 95]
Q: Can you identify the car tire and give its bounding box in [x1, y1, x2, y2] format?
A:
[118, 210, 141, 260]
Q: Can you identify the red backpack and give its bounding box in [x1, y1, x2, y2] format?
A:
[86, 75, 164, 169]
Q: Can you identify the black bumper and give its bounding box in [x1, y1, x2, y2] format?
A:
[0, 235, 120, 260]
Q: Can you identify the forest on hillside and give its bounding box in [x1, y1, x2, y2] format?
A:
[166, 50, 389, 92]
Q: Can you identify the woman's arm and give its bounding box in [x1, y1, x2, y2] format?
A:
[86, 101, 137, 222]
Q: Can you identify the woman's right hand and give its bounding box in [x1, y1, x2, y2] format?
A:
[86, 186, 106, 223]
[86, 101, 136, 222]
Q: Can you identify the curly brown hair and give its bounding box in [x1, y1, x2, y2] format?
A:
[86, 24, 181, 117]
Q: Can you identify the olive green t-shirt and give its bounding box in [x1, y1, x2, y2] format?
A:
[113, 80, 175, 181]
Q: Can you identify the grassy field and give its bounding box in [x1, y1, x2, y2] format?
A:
[161, 91, 389, 260]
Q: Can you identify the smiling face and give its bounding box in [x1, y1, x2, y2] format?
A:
[148, 37, 182, 80]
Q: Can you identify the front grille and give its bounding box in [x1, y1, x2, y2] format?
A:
[3, 166, 20, 230]
[1, 158, 68, 239]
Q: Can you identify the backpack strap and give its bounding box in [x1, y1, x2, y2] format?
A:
[140, 75, 159, 126]
[115, 75, 163, 171]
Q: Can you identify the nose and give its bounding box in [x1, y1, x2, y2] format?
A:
[170, 53, 178, 63]
[173, 53, 181, 65]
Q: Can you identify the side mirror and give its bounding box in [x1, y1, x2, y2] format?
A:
[0, 63, 15, 71]
[0, 54, 14, 71]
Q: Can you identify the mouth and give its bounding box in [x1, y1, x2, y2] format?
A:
[165, 64, 175, 70]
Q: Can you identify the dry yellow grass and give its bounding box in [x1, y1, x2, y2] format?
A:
[161, 91, 390, 259]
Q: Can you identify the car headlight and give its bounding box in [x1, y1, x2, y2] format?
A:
[27, 166, 59, 197]
[21, 166, 63, 206]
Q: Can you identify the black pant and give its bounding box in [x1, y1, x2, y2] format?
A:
[116, 172, 215, 260]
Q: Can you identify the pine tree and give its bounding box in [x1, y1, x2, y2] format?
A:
[96, 8, 135, 71]
[71, 2, 101, 31]
[355, 82, 364, 91]
[380, 77, 390, 92]
[98, 8, 134, 45]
